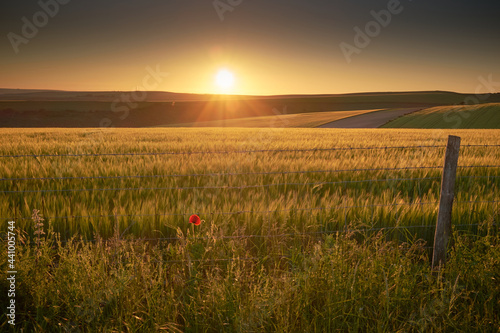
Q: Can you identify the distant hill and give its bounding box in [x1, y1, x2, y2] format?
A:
[381, 103, 500, 129]
[160, 109, 381, 128]
[1, 89, 499, 127]
[0, 89, 209, 102]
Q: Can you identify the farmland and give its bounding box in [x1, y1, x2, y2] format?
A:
[162, 109, 382, 128]
[1, 128, 499, 240]
[2, 90, 500, 128]
[382, 103, 500, 129]
[1, 128, 499, 331]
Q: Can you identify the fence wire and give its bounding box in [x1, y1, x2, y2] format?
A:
[2, 173, 497, 195]
[1, 176, 444, 194]
[1, 165, 498, 183]
[1, 143, 499, 159]
[1, 144, 498, 251]
[3, 200, 498, 223]
[0, 145, 450, 159]
[8, 218, 497, 248]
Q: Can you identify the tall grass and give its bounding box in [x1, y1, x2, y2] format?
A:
[0, 128, 499, 331]
[1, 213, 498, 331]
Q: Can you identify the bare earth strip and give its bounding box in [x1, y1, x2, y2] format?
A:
[318, 108, 422, 128]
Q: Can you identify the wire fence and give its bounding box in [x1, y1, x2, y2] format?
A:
[1, 165, 499, 183]
[1, 176, 446, 194]
[1, 143, 499, 250]
[1, 143, 499, 159]
[1, 175, 498, 195]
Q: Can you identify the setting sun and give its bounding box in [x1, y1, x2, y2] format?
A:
[215, 69, 235, 92]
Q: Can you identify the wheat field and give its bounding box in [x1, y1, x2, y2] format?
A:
[0, 128, 499, 331]
[1, 128, 498, 240]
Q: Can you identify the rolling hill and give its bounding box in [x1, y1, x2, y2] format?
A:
[381, 103, 500, 129]
[1, 89, 499, 127]
[161, 109, 381, 128]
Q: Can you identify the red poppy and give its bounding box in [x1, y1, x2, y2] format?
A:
[189, 214, 201, 226]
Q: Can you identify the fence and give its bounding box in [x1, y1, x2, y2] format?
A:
[1, 139, 499, 267]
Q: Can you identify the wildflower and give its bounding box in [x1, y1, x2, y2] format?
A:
[32, 209, 45, 243]
[189, 214, 202, 226]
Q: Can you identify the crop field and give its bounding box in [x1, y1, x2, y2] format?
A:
[4, 91, 499, 128]
[1, 127, 499, 239]
[1, 128, 499, 331]
[382, 103, 500, 129]
[162, 109, 381, 128]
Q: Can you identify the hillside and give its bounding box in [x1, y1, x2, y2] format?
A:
[382, 103, 500, 129]
[162, 109, 381, 128]
[1, 90, 499, 127]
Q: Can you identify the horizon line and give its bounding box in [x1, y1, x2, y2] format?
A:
[1, 87, 497, 98]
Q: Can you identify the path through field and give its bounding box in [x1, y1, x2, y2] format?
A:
[318, 108, 421, 128]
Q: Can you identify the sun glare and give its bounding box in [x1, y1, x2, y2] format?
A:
[215, 69, 235, 92]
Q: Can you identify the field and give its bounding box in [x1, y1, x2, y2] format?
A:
[3, 90, 499, 128]
[382, 103, 500, 129]
[318, 108, 419, 128]
[162, 109, 381, 128]
[1, 128, 499, 331]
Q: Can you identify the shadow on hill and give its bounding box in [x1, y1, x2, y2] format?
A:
[1, 91, 499, 127]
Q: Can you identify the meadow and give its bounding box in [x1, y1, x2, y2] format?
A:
[382, 103, 500, 129]
[0, 128, 499, 331]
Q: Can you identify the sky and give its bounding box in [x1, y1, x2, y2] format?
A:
[1, 0, 499, 95]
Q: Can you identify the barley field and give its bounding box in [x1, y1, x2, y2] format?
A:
[1, 128, 499, 332]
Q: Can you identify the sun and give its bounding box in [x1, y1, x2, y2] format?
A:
[215, 69, 235, 92]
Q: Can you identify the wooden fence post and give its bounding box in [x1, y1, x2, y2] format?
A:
[432, 135, 461, 270]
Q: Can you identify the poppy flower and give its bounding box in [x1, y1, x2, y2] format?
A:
[189, 214, 201, 226]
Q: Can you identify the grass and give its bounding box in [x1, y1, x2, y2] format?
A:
[382, 103, 500, 129]
[0, 127, 499, 331]
[161, 109, 381, 128]
[1, 215, 499, 331]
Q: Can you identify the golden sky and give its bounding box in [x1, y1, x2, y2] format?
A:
[1, 1, 499, 95]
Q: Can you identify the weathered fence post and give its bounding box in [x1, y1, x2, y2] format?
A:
[432, 135, 461, 270]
